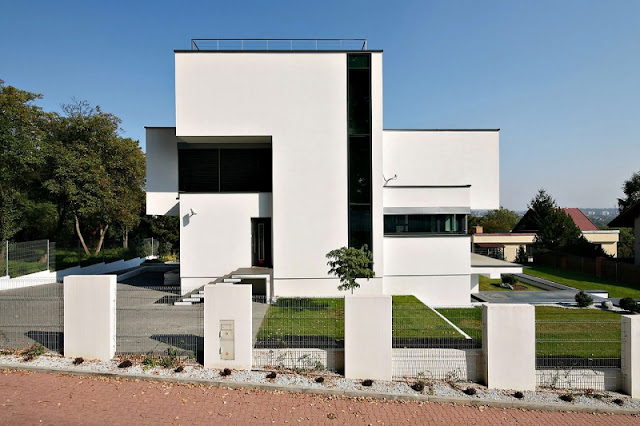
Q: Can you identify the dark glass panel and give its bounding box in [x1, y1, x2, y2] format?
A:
[178, 149, 219, 192]
[349, 204, 372, 250]
[348, 54, 370, 69]
[348, 68, 371, 135]
[220, 148, 272, 192]
[348, 136, 371, 204]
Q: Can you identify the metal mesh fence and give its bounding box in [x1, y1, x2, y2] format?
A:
[391, 297, 482, 381]
[116, 284, 203, 363]
[0, 283, 64, 353]
[5, 240, 51, 278]
[252, 296, 344, 372]
[141, 238, 161, 258]
[535, 307, 621, 390]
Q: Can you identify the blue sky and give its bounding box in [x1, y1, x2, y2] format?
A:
[1, 0, 638, 210]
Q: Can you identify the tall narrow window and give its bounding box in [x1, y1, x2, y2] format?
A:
[347, 53, 372, 251]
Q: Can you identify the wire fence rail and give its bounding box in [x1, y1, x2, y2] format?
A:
[391, 297, 482, 381]
[115, 284, 203, 363]
[191, 38, 368, 51]
[1, 240, 54, 278]
[252, 296, 344, 372]
[0, 283, 63, 353]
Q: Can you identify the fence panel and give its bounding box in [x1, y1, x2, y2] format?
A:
[0, 283, 63, 353]
[115, 284, 203, 363]
[252, 296, 344, 372]
[7, 240, 50, 278]
[391, 297, 482, 381]
[535, 307, 621, 390]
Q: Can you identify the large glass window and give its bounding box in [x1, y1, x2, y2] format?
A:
[178, 145, 272, 193]
[347, 53, 372, 251]
[384, 214, 467, 235]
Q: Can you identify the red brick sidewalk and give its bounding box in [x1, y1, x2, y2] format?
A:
[0, 370, 638, 425]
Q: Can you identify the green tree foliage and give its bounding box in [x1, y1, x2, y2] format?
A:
[617, 227, 635, 259]
[618, 171, 640, 212]
[515, 245, 528, 264]
[326, 245, 375, 294]
[575, 290, 593, 307]
[473, 207, 520, 233]
[44, 101, 145, 255]
[0, 81, 47, 241]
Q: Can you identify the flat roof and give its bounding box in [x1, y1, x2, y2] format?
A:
[471, 253, 522, 268]
[384, 128, 500, 132]
[175, 50, 383, 54]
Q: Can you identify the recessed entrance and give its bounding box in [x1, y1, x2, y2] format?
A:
[251, 218, 272, 268]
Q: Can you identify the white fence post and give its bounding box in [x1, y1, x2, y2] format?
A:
[63, 275, 117, 361]
[204, 284, 253, 370]
[622, 315, 640, 398]
[344, 295, 392, 381]
[482, 304, 536, 390]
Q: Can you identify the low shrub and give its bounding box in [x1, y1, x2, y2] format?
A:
[575, 290, 593, 307]
[501, 275, 517, 286]
[73, 357, 84, 365]
[22, 344, 45, 361]
[174, 366, 184, 373]
[613, 398, 624, 406]
[513, 391, 524, 399]
[361, 379, 373, 387]
[559, 393, 574, 402]
[410, 381, 425, 392]
[315, 377, 325, 384]
[266, 371, 277, 379]
[462, 387, 476, 396]
[620, 297, 639, 313]
[118, 360, 133, 368]
[220, 368, 232, 377]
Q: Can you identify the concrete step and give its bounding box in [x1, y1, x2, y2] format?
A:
[190, 294, 204, 299]
[174, 301, 193, 306]
[223, 278, 242, 283]
[181, 297, 202, 303]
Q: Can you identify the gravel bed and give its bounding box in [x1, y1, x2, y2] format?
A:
[1, 353, 638, 412]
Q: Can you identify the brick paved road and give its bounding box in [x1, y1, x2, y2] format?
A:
[0, 370, 638, 425]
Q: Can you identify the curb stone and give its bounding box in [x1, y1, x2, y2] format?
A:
[0, 363, 638, 416]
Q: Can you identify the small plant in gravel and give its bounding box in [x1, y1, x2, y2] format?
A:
[21, 344, 45, 361]
[462, 387, 476, 396]
[118, 360, 133, 368]
[174, 366, 184, 373]
[266, 371, 277, 379]
[410, 381, 425, 392]
[220, 368, 232, 377]
[575, 290, 593, 307]
[513, 391, 524, 399]
[559, 393, 574, 402]
[620, 297, 640, 314]
[315, 377, 325, 384]
[582, 388, 605, 399]
[73, 357, 84, 365]
[613, 398, 624, 406]
[361, 379, 373, 387]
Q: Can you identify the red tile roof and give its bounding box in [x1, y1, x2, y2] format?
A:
[563, 208, 599, 231]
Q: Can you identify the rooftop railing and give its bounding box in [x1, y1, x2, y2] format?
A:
[190, 38, 368, 51]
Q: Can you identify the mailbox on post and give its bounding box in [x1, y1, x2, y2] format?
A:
[219, 320, 235, 360]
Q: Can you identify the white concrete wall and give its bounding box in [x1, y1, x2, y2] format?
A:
[371, 53, 385, 279]
[392, 348, 482, 382]
[344, 295, 392, 380]
[146, 127, 179, 216]
[482, 304, 535, 390]
[180, 193, 272, 294]
[383, 275, 471, 306]
[384, 236, 470, 276]
[274, 277, 383, 298]
[382, 130, 499, 210]
[622, 315, 640, 398]
[175, 52, 384, 284]
[204, 284, 252, 370]
[63, 275, 116, 361]
[383, 186, 470, 210]
[470, 274, 479, 293]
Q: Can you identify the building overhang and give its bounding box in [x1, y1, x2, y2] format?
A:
[470, 253, 523, 279]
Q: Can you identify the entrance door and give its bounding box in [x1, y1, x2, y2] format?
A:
[251, 218, 272, 267]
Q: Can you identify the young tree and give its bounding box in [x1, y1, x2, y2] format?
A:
[618, 171, 640, 212]
[326, 245, 375, 294]
[515, 245, 528, 264]
[44, 102, 145, 255]
[528, 189, 582, 251]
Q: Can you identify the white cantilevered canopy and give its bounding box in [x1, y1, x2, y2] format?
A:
[471, 253, 523, 279]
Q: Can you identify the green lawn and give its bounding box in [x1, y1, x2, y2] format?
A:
[535, 306, 621, 359]
[478, 275, 542, 292]
[257, 298, 345, 340]
[524, 265, 640, 299]
[392, 296, 463, 338]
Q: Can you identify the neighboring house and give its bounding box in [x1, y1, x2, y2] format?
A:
[472, 208, 619, 261]
[609, 200, 640, 265]
[146, 38, 520, 305]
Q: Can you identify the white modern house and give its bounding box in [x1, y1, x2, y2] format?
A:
[146, 39, 520, 306]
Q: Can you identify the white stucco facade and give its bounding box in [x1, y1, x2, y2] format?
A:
[146, 43, 513, 304]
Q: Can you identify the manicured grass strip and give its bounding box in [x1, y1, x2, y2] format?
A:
[524, 265, 640, 299]
[257, 298, 344, 339]
[478, 275, 542, 292]
[535, 306, 621, 358]
[435, 307, 482, 340]
[392, 296, 463, 339]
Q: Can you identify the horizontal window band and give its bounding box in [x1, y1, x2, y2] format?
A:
[384, 207, 470, 214]
[383, 233, 470, 238]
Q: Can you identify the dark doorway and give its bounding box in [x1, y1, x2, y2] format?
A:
[251, 218, 272, 268]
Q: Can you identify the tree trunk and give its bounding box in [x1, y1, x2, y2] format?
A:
[123, 226, 128, 249]
[94, 224, 109, 255]
[75, 215, 90, 256]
